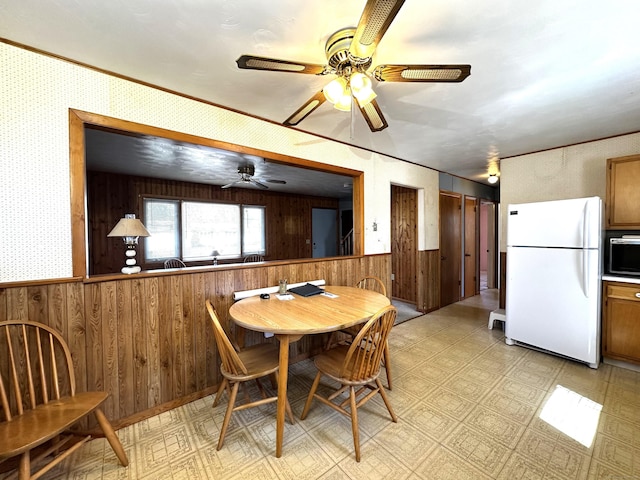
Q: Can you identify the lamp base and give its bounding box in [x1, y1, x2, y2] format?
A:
[121, 266, 142, 274]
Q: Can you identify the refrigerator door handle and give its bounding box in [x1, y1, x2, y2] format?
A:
[583, 247, 589, 298]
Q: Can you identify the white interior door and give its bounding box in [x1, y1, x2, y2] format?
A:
[312, 208, 337, 258]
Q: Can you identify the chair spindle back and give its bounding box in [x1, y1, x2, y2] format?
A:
[340, 305, 396, 382]
[205, 300, 248, 376]
[0, 320, 75, 422]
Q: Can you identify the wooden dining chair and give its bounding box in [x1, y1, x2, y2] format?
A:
[326, 276, 393, 389]
[205, 300, 294, 450]
[163, 258, 186, 268]
[301, 305, 398, 462]
[0, 320, 128, 480]
[355, 276, 387, 296]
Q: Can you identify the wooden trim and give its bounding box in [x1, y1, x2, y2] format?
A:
[69, 110, 87, 278]
[352, 173, 365, 256]
[68, 109, 366, 278]
[82, 255, 386, 284]
[0, 277, 83, 289]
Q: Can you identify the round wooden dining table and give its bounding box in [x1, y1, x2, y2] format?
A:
[228, 285, 390, 457]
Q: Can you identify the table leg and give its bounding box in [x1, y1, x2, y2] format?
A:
[275, 334, 289, 458]
[274, 333, 302, 457]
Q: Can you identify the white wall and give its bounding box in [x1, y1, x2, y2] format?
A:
[0, 43, 439, 283]
[500, 133, 640, 250]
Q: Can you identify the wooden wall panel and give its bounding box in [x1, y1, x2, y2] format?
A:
[144, 277, 161, 409]
[131, 278, 148, 415]
[87, 171, 340, 275]
[417, 249, 440, 313]
[0, 254, 429, 429]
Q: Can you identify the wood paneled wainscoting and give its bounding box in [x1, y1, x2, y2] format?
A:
[0, 255, 394, 430]
[417, 249, 441, 313]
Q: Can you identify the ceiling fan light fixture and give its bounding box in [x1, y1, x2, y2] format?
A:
[323, 77, 346, 103]
[350, 72, 377, 106]
[333, 96, 352, 111]
[324, 77, 352, 111]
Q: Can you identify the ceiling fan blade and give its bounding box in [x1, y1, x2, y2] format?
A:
[373, 64, 471, 83]
[236, 55, 327, 75]
[349, 0, 406, 63]
[250, 179, 269, 189]
[221, 181, 239, 189]
[283, 90, 327, 126]
[356, 98, 388, 132]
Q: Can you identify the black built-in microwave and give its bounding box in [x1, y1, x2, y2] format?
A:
[606, 231, 640, 277]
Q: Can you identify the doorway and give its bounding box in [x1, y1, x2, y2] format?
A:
[312, 208, 338, 258]
[439, 191, 462, 307]
[480, 201, 497, 290]
[463, 196, 478, 299]
[391, 185, 417, 303]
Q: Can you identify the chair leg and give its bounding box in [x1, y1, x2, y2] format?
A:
[94, 408, 129, 466]
[349, 386, 361, 462]
[324, 331, 336, 350]
[213, 378, 228, 407]
[383, 340, 392, 390]
[268, 372, 277, 389]
[376, 378, 398, 423]
[217, 381, 240, 450]
[300, 371, 322, 420]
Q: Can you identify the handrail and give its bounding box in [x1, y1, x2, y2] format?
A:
[341, 228, 354, 256]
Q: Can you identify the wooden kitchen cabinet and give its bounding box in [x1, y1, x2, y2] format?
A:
[606, 154, 640, 229]
[603, 281, 640, 364]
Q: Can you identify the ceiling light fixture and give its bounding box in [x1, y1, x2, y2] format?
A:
[488, 173, 499, 184]
[323, 69, 377, 112]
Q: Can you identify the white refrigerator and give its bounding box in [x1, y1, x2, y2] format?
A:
[505, 196, 602, 368]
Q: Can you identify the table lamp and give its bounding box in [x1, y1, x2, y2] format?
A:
[107, 214, 150, 274]
[211, 250, 220, 266]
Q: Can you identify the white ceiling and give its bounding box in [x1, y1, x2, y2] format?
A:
[2, 0, 640, 185]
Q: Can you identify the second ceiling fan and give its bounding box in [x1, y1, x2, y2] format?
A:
[236, 0, 471, 132]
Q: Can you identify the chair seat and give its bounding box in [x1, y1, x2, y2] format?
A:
[0, 391, 108, 458]
[222, 343, 280, 381]
[315, 345, 380, 386]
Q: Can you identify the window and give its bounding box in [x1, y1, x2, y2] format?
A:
[143, 198, 265, 262]
[242, 205, 266, 255]
[144, 199, 180, 260]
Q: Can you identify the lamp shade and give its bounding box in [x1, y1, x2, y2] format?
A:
[108, 214, 150, 238]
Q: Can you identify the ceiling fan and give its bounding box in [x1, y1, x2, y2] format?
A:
[236, 0, 471, 132]
[221, 165, 268, 189]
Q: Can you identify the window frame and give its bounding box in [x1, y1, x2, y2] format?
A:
[69, 109, 364, 278]
[142, 196, 266, 263]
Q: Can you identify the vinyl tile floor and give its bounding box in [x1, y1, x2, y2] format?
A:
[28, 289, 640, 480]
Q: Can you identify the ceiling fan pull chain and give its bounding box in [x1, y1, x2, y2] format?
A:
[350, 96, 356, 140]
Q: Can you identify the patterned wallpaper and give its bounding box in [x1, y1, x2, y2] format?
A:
[500, 133, 640, 250]
[0, 42, 439, 283]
